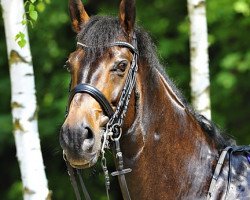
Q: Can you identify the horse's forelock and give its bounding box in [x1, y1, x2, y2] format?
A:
[75, 16, 121, 65]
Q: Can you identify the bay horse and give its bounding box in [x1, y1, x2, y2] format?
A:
[59, 0, 250, 199]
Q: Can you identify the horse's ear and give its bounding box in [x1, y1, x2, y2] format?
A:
[119, 0, 136, 37]
[69, 0, 90, 33]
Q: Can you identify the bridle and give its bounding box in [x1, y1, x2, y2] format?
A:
[64, 34, 139, 200]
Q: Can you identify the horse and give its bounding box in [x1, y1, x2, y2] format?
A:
[59, 0, 250, 199]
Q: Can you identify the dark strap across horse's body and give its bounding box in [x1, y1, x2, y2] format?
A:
[206, 146, 232, 200]
[207, 145, 250, 200]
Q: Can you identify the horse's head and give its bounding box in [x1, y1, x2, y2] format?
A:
[60, 0, 137, 169]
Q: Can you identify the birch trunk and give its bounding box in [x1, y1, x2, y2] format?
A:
[1, 0, 50, 199]
[187, 0, 211, 119]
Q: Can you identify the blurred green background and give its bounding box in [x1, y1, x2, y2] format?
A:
[1, 0, 250, 199]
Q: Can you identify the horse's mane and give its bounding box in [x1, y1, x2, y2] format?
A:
[77, 16, 235, 149]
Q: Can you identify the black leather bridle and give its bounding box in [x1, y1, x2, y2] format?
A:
[66, 84, 114, 118]
[64, 35, 138, 200]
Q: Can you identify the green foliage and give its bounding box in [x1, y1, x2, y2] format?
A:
[15, 32, 27, 48]
[1, 0, 250, 199]
[29, 4, 38, 21]
[7, 181, 23, 200]
[24, 0, 39, 24]
[16, 0, 50, 47]
[234, 0, 250, 16]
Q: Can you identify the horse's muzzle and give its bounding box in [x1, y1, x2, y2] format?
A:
[59, 124, 95, 161]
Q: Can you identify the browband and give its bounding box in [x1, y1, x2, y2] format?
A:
[77, 41, 139, 55]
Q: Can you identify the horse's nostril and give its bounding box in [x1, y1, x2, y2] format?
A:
[85, 127, 93, 139]
[82, 127, 95, 151]
[60, 125, 95, 154]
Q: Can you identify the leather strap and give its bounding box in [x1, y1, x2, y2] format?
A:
[110, 41, 139, 55]
[66, 161, 82, 200]
[117, 175, 131, 200]
[77, 170, 91, 200]
[207, 145, 250, 200]
[66, 160, 91, 200]
[67, 83, 114, 118]
[206, 146, 232, 200]
[77, 41, 138, 55]
[111, 139, 132, 200]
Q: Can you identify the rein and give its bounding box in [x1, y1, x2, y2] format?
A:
[64, 35, 138, 200]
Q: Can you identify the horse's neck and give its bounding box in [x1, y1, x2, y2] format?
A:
[121, 65, 219, 199]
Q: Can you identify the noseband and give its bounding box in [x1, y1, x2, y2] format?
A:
[65, 35, 138, 200]
[67, 84, 114, 117]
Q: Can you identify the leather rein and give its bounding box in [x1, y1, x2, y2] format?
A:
[64, 35, 138, 200]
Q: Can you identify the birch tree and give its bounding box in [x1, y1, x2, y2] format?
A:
[1, 0, 50, 199]
[187, 0, 211, 119]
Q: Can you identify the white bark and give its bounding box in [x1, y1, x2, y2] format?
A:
[1, 0, 50, 199]
[187, 0, 211, 119]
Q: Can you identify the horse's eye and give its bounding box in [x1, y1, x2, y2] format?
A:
[111, 60, 128, 76]
[117, 61, 128, 72]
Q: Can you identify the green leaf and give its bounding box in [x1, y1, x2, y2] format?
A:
[15, 32, 26, 48]
[36, 2, 46, 12]
[29, 4, 35, 12]
[17, 38, 27, 48]
[221, 53, 241, 70]
[15, 34, 20, 41]
[15, 32, 25, 41]
[21, 20, 27, 25]
[234, 0, 250, 16]
[216, 72, 237, 89]
[29, 10, 38, 21]
[30, 0, 37, 3]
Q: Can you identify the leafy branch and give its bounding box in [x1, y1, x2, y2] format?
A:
[16, 0, 50, 48]
[23, 0, 38, 27]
